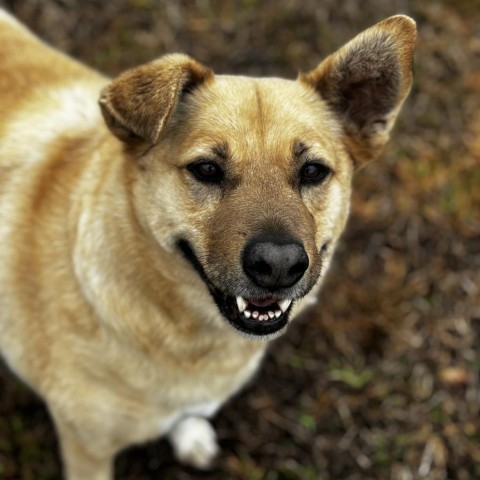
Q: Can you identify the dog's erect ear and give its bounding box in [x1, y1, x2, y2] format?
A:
[99, 54, 213, 145]
[299, 15, 416, 166]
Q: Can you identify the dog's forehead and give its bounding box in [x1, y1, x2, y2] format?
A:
[205, 75, 339, 135]
[170, 75, 343, 162]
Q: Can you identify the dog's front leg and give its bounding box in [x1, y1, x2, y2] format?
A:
[53, 414, 114, 480]
[168, 416, 220, 470]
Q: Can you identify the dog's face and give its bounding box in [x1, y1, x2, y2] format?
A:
[141, 77, 353, 337]
[99, 16, 416, 338]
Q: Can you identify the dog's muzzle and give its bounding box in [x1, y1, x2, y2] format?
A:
[177, 236, 309, 338]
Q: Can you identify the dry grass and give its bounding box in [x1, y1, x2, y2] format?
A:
[0, 1, 479, 479]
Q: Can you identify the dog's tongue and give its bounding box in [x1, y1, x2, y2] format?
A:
[248, 296, 277, 308]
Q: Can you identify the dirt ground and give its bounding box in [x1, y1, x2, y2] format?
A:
[0, 1, 479, 479]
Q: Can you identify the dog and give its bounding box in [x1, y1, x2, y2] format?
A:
[0, 9, 416, 480]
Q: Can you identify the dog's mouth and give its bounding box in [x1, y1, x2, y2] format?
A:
[214, 293, 293, 337]
[235, 296, 292, 321]
[177, 240, 293, 337]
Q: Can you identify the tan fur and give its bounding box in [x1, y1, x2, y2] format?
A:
[0, 10, 416, 480]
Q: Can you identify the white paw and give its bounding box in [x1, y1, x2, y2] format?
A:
[168, 417, 220, 470]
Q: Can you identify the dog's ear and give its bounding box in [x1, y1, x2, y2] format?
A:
[299, 15, 416, 166]
[99, 54, 213, 145]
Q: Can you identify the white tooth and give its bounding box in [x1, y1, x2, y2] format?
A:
[244, 310, 251, 318]
[260, 314, 268, 321]
[252, 311, 259, 319]
[278, 299, 292, 313]
[268, 311, 275, 319]
[275, 310, 282, 318]
[236, 296, 247, 313]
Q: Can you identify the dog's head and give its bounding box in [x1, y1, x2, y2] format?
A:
[99, 16, 416, 339]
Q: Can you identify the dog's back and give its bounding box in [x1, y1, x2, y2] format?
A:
[0, 11, 106, 144]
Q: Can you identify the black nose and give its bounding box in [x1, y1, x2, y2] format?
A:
[242, 235, 309, 290]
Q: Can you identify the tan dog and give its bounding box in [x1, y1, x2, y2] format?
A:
[0, 10, 416, 480]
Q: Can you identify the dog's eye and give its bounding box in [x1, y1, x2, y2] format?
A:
[187, 161, 224, 184]
[299, 162, 331, 185]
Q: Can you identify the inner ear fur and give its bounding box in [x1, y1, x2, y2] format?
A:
[99, 54, 213, 145]
[299, 15, 416, 166]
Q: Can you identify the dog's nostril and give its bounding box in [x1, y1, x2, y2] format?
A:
[242, 235, 309, 290]
[288, 260, 308, 278]
[252, 260, 272, 276]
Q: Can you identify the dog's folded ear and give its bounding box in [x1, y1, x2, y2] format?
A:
[299, 15, 416, 166]
[99, 54, 213, 145]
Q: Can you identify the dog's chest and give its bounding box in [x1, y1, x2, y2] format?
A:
[108, 346, 266, 445]
[150, 344, 266, 408]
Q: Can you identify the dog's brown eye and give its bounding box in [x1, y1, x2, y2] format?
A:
[299, 162, 331, 185]
[187, 161, 224, 184]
